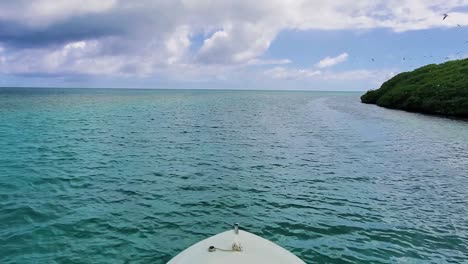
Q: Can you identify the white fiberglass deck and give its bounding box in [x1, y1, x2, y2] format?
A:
[167, 228, 305, 264]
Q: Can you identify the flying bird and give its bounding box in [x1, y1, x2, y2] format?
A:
[371, 58, 375, 62]
[443, 13, 448, 20]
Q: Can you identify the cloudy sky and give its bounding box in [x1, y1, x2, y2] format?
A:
[0, 0, 467, 90]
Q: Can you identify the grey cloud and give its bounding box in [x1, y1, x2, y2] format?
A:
[0, 17, 122, 48]
[0, 5, 181, 49]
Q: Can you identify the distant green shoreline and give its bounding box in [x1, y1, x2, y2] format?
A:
[361, 59, 468, 118]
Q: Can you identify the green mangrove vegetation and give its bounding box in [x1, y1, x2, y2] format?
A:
[361, 59, 468, 118]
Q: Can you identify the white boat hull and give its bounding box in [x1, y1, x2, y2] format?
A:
[167, 228, 306, 264]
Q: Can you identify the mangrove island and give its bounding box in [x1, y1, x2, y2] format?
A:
[361, 59, 468, 118]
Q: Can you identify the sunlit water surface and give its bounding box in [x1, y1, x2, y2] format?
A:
[1, 88, 467, 263]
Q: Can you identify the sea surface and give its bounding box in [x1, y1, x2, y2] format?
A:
[1, 88, 467, 264]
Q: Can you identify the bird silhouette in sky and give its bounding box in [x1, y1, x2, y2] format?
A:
[443, 14, 448, 20]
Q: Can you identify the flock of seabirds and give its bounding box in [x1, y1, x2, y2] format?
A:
[369, 13, 466, 63]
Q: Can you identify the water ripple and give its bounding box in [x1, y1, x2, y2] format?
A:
[0, 89, 467, 263]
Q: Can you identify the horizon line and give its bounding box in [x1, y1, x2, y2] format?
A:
[0, 86, 366, 93]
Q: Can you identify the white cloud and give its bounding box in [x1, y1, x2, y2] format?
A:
[316, 53, 349, 68]
[196, 21, 277, 64]
[165, 25, 191, 65]
[264, 67, 322, 79]
[247, 58, 292, 65]
[264, 66, 396, 83]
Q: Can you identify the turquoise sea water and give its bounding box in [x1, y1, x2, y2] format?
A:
[1, 88, 467, 263]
